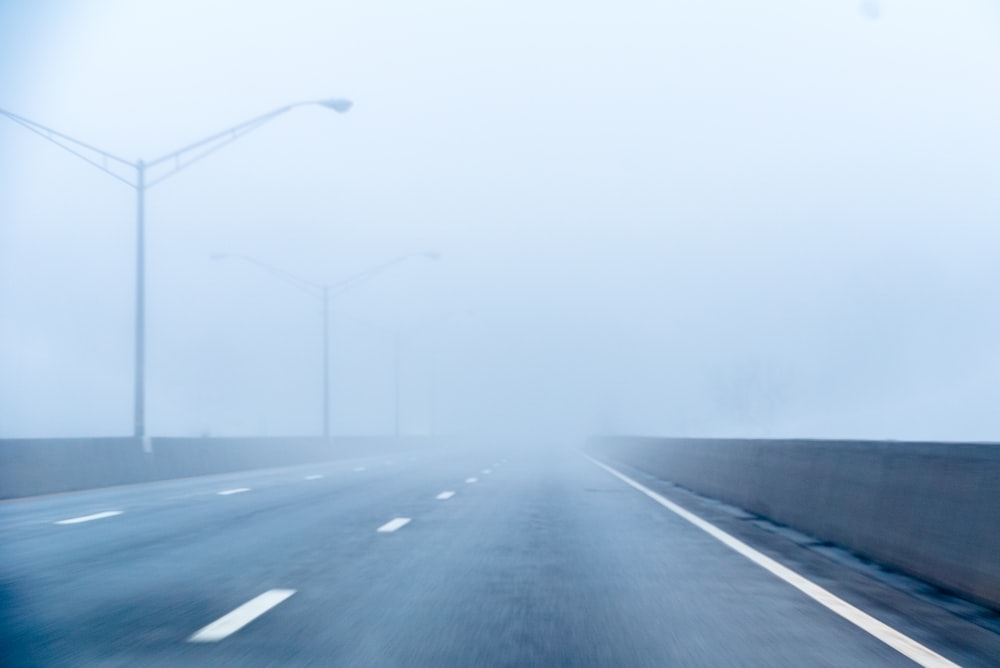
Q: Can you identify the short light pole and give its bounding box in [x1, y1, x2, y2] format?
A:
[213, 252, 439, 438]
[1, 99, 353, 437]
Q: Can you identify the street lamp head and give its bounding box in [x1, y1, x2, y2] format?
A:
[317, 98, 353, 113]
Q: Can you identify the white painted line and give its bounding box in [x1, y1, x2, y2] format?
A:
[482, 469, 492, 475]
[353, 466, 366, 472]
[465, 477, 478, 483]
[377, 517, 411, 533]
[304, 474, 323, 480]
[55, 511, 122, 525]
[586, 456, 960, 668]
[217, 488, 250, 496]
[436, 491, 456, 500]
[188, 589, 296, 642]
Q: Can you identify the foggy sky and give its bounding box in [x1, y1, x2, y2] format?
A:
[2, 0, 1000, 441]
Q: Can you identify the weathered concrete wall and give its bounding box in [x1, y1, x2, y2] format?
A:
[147, 437, 403, 479]
[0, 438, 148, 499]
[0, 436, 418, 499]
[588, 437, 1000, 611]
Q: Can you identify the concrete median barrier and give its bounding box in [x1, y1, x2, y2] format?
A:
[0, 436, 420, 500]
[0, 438, 148, 499]
[588, 436, 1000, 611]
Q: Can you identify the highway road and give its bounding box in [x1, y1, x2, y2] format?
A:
[1, 444, 998, 667]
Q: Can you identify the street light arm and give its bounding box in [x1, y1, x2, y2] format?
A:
[213, 253, 324, 298]
[213, 248, 436, 301]
[143, 104, 295, 186]
[0, 106, 137, 187]
[144, 99, 349, 187]
[328, 252, 439, 297]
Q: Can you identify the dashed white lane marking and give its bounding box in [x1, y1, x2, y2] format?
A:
[304, 475, 323, 480]
[586, 456, 960, 668]
[55, 511, 122, 525]
[217, 488, 250, 496]
[353, 466, 366, 472]
[482, 469, 492, 474]
[377, 517, 411, 532]
[188, 589, 296, 642]
[436, 491, 456, 500]
[465, 477, 478, 483]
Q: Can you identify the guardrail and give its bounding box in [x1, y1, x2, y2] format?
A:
[587, 436, 1000, 611]
[0, 436, 419, 500]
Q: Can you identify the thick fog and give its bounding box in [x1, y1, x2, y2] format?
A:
[2, 1, 999, 441]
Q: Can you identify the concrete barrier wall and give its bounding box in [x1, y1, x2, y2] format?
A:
[148, 437, 405, 480]
[0, 436, 420, 500]
[0, 438, 148, 499]
[588, 437, 1000, 611]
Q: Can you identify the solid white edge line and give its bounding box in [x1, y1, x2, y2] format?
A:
[377, 517, 411, 532]
[217, 488, 250, 496]
[188, 589, 296, 642]
[54, 511, 123, 525]
[436, 491, 456, 500]
[585, 456, 960, 668]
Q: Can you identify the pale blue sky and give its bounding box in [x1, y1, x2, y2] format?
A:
[2, 1, 999, 440]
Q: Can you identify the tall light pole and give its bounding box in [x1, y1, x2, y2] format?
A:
[213, 251, 439, 438]
[1, 99, 353, 437]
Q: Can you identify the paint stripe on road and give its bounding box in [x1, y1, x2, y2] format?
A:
[465, 477, 478, 483]
[54, 511, 122, 525]
[377, 517, 411, 533]
[188, 589, 296, 642]
[217, 488, 250, 496]
[304, 475, 323, 480]
[436, 491, 456, 500]
[586, 456, 960, 668]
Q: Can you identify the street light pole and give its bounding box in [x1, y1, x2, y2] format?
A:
[213, 251, 439, 439]
[322, 286, 331, 439]
[393, 332, 401, 439]
[1, 99, 352, 437]
[134, 160, 147, 437]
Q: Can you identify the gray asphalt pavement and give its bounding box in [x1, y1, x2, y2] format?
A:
[1, 445, 997, 667]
